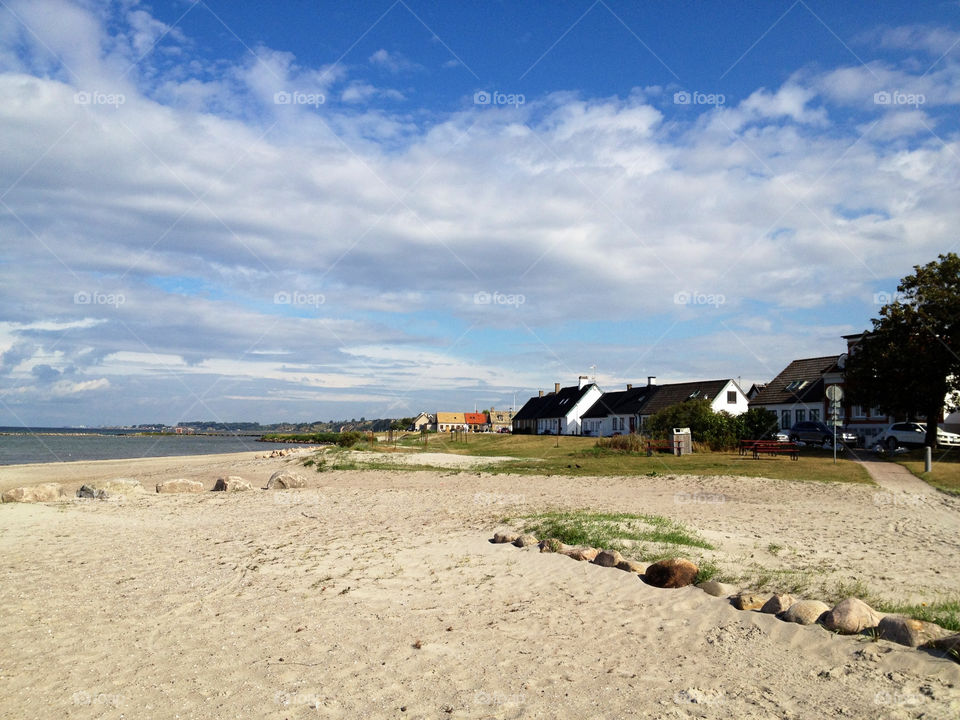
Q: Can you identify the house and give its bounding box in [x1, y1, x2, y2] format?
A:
[411, 412, 435, 431]
[580, 383, 657, 436]
[512, 393, 553, 434]
[464, 412, 489, 432]
[512, 377, 603, 435]
[746, 383, 766, 400]
[487, 408, 515, 432]
[748, 356, 840, 432]
[639, 379, 749, 421]
[581, 378, 749, 437]
[435, 412, 468, 432]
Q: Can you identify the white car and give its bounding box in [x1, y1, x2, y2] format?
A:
[878, 422, 960, 450]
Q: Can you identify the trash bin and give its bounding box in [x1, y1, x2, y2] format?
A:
[669, 427, 692, 456]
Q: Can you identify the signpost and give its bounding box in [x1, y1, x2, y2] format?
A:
[826, 385, 844, 464]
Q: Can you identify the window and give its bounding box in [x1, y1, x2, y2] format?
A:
[852, 405, 866, 419]
[795, 409, 806, 423]
[781, 410, 791, 429]
[785, 380, 809, 393]
[810, 409, 820, 421]
[727, 391, 737, 404]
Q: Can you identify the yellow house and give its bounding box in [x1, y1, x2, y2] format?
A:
[436, 412, 468, 431]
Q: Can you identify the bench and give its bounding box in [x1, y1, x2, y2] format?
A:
[751, 441, 799, 460]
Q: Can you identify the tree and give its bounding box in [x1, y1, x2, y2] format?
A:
[845, 253, 960, 448]
[646, 399, 740, 450]
[736, 407, 780, 441]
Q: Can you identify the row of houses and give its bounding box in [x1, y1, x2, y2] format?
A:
[410, 409, 516, 433]
[512, 376, 748, 436]
[509, 332, 959, 444]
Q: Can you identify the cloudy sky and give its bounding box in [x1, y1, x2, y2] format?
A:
[1, 0, 958, 426]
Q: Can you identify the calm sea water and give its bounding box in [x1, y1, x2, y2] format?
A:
[0, 428, 299, 465]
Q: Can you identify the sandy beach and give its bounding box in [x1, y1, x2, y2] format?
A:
[1, 450, 958, 718]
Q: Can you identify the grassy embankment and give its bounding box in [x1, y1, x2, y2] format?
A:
[384, 432, 871, 483]
[894, 448, 960, 495]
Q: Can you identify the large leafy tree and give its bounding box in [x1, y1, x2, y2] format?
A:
[845, 253, 960, 447]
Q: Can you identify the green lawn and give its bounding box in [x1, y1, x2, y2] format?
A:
[895, 448, 960, 494]
[386, 433, 871, 483]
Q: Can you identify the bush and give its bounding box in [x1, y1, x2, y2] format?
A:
[596, 434, 645, 453]
[335, 431, 364, 447]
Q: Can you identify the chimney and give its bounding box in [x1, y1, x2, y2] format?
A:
[626, 383, 633, 390]
[538, 390, 544, 397]
[647, 376, 656, 386]
[554, 382, 561, 393]
[578, 375, 589, 389]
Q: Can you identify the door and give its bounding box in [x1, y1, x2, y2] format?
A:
[629, 417, 636, 434]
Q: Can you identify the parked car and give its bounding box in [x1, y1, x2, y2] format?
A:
[878, 422, 960, 450]
[788, 421, 857, 447]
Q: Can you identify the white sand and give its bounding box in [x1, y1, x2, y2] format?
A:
[0, 452, 958, 718]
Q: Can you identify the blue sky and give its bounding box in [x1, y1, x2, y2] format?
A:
[1, 0, 959, 425]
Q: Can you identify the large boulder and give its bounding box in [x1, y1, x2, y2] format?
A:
[821, 598, 883, 634]
[492, 532, 519, 544]
[922, 633, 960, 662]
[642, 558, 699, 588]
[782, 600, 831, 625]
[92, 478, 146, 495]
[876, 616, 951, 648]
[593, 549, 624, 568]
[697, 580, 737, 598]
[512, 534, 538, 548]
[266, 470, 306, 489]
[561, 546, 599, 562]
[760, 594, 795, 614]
[213, 476, 252, 492]
[616, 559, 646, 574]
[156, 479, 204, 494]
[730, 592, 771, 611]
[1, 483, 65, 503]
[76, 485, 107, 500]
[538, 538, 568, 553]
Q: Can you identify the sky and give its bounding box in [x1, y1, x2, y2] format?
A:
[1, 0, 958, 426]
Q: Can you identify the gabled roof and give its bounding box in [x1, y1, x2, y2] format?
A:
[513, 394, 553, 422]
[436, 412, 466, 424]
[514, 384, 598, 422]
[464, 412, 487, 424]
[640, 379, 733, 416]
[748, 355, 840, 406]
[536, 383, 598, 419]
[582, 386, 657, 418]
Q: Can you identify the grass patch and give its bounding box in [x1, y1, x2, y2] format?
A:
[876, 598, 960, 633]
[894, 448, 960, 495]
[502, 509, 714, 555]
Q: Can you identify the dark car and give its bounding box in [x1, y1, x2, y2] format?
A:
[788, 421, 857, 447]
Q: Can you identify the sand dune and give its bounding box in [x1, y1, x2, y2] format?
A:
[0, 452, 958, 718]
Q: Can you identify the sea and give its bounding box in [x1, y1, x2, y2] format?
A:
[0, 428, 301, 466]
